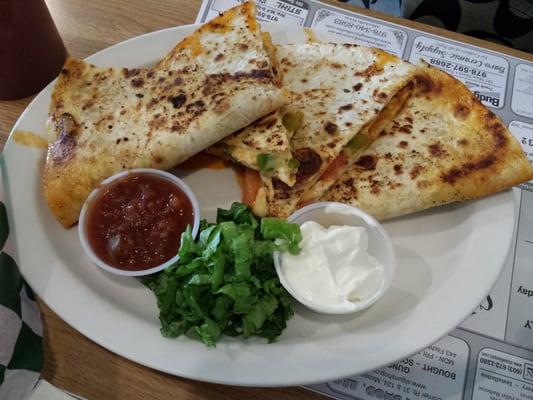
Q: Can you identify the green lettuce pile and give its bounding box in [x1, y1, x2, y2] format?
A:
[145, 202, 301, 346]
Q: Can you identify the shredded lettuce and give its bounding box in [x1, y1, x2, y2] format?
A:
[145, 202, 301, 346]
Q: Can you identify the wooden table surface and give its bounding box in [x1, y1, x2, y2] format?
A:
[1, 1, 532, 399]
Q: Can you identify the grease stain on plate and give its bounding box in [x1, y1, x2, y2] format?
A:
[12, 130, 48, 149]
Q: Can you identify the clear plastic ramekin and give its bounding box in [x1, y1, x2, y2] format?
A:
[274, 202, 395, 314]
[78, 168, 200, 277]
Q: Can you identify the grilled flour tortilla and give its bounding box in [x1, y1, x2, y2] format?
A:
[260, 43, 417, 218]
[322, 63, 533, 220]
[43, 2, 287, 227]
[164, 19, 299, 184]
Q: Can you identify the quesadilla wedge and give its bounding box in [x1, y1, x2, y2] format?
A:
[159, 0, 291, 184]
[43, 2, 287, 227]
[322, 62, 533, 220]
[259, 43, 417, 217]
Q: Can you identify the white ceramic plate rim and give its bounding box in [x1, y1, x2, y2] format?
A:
[1, 23, 516, 387]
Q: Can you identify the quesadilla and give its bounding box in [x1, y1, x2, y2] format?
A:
[43, 2, 287, 227]
[322, 62, 533, 220]
[259, 43, 417, 217]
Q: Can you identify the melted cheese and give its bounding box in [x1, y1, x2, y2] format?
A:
[303, 28, 318, 43]
[360, 81, 414, 141]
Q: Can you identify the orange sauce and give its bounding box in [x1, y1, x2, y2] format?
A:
[234, 164, 245, 199]
[207, 4, 241, 33]
[175, 34, 204, 57]
[12, 130, 48, 149]
[319, 152, 348, 183]
[243, 2, 259, 32]
[233, 166, 262, 207]
[376, 49, 398, 67]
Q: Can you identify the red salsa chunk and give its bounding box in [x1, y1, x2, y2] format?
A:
[85, 173, 194, 271]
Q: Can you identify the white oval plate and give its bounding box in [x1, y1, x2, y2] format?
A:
[1, 24, 515, 387]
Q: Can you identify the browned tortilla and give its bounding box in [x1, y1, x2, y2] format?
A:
[323, 63, 533, 220]
[43, 3, 287, 227]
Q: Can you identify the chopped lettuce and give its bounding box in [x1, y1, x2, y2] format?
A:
[260, 218, 302, 255]
[145, 202, 301, 346]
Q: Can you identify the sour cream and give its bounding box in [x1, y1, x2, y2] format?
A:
[281, 221, 385, 309]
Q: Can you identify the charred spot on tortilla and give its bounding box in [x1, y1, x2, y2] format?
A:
[323, 121, 338, 135]
[428, 143, 447, 158]
[272, 178, 292, 199]
[354, 154, 377, 170]
[370, 180, 381, 195]
[398, 140, 408, 148]
[399, 124, 412, 134]
[393, 164, 403, 175]
[453, 103, 470, 119]
[185, 100, 206, 117]
[234, 69, 273, 80]
[353, 83, 363, 91]
[410, 165, 423, 180]
[294, 148, 322, 182]
[342, 178, 354, 188]
[414, 73, 442, 97]
[373, 89, 389, 103]
[483, 110, 498, 121]
[354, 64, 381, 78]
[487, 122, 508, 150]
[131, 78, 144, 88]
[169, 94, 187, 108]
[148, 114, 167, 129]
[122, 68, 140, 78]
[440, 156, 496, 184]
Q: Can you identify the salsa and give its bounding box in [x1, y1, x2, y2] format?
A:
[85, 173, 194, 270]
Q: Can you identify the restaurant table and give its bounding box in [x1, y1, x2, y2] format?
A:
[1, 1, 533, 399]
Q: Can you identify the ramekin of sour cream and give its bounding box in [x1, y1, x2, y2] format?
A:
[274, 202, 395, 314]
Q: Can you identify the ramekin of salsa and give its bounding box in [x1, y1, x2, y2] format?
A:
[78, 169, 200, 276]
